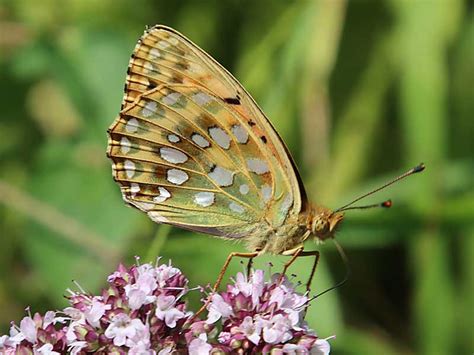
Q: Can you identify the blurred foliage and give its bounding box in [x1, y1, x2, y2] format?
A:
[0, 1, 473, 354]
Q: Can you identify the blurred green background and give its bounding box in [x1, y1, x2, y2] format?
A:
[0, 1, 472, 354]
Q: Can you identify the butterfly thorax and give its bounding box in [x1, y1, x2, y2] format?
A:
[245, 212, 307, 255]
[245, 204, 344, 255]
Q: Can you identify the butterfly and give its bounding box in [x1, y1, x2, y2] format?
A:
[107, 25, 424, 272]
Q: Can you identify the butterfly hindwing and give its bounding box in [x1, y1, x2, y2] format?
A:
[107, 25, 306, 238]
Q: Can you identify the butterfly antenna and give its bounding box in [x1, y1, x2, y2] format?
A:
[335, 163, 425, 212]
[309, 239, 350, 301]
[338, 199, 393, 212]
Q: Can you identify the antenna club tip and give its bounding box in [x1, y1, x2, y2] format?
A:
[382, 199, 392, 208]
[413, 163, 425, 173]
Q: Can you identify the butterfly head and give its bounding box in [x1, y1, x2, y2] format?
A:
[310, 208, 344, 241]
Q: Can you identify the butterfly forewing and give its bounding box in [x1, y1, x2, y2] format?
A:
[108, 25, 306, 238]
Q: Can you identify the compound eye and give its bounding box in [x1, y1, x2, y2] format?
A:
[315, 219, 329, 234]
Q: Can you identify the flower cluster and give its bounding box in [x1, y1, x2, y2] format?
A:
[0, 259, 333, 354]
[203, 270, 332, 353]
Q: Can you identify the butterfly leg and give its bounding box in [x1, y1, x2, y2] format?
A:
[297, 249, 321, 318]
[281, 247, 320, 293]
[194, 251, 259, 318]
[246, 257, 253, 276]
[301, 250, 320, 293]
[280, 246, 305, 278]
[212, 251, 259, 292]
[246, 248, 261, 276]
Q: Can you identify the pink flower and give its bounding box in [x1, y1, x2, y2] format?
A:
[104, 313, 147, 346]
[188, 334, 212, 355]
[42, 311, 57, 328]
[260, 313, 293, 344]
[19, 315, 37, 343]
[236, 316, 262, 345]
[0, 335, 8, 347]
[67, 340, 87, 354]
[129, 340, 156, 355]
[84, 297, 110, 327]
[232, 270, 265, 306]
[35, 343, 60, 354]
[282, 343, 309, 354]
[125, 264, 159, 310]
[269, 283, 308, 330]
[311, 337, 334, 355]
[206, 294, 233, 323]
[157, 346, 173, 354]
[155, 294, 186, 328]
[107, 263, 129, 283]
[155, 263, 181, 287]
[0, 333, 19, 349]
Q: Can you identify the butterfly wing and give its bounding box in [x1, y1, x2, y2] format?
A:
[107, 25, 307, 238]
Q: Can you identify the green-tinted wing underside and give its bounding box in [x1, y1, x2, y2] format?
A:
[107, 25, 306, 238]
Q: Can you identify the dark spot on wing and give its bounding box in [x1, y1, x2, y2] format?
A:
[147, 82, 157, 90]
[248, 120, 256, 127]
[171, 74, 184, 84]
[260, 136, 267, 144]
[196, 113, 216, 128]
[224, 97, 241, 105]
[175, 61, 189, 71]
